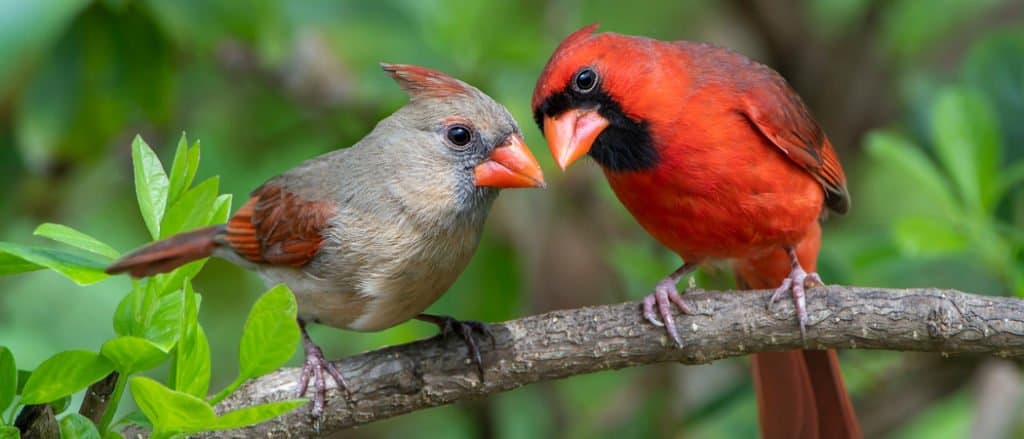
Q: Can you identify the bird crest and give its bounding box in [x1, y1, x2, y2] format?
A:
[381, 63, 475, 100]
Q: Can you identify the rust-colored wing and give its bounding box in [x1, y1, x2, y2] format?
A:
[223, 184, 335, 266]
[739, 75, 850, 214]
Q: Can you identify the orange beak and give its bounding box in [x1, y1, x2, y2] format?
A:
[473, 133, 546, 188]
[542, 109, 610, 170]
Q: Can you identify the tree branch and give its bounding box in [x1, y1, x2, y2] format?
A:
[133, 285, 1023, 438]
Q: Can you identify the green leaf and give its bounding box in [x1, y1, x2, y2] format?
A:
[166, 134, 199, 206]
[866, 131, 961, 216]
[0, 347, 15, 413]
[16, 370, 30, 394]
[211, 194, 233, 224]
[15, 369, 72, 414]
[239, 285, 300, 379]
[33, 223, 119, 260]
[931, 87, 1002, 212]
[0, 243, 108, 285]
[132, 135, 170, 240]
[893, 216, 969, 257]
[146, 288, 186, 350]
[113, 283, 156, 337]
[130, 376, 216, 434]
[160, 177, 219, 238]
[211, 400, 307, 430]
[59, 413, 101, 439]
[0, 251, 43, 276]
[174, 284, 210, 398]
[0, 426, 19, 439]
[113, 284, 185, 350]
[101, 336, 170, 375]
[105, 431, 125, 439]
[20, 350, 114, 404]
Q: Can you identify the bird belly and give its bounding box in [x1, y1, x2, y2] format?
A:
[603, 150, 823, 261]
[259, 217, 481, 332]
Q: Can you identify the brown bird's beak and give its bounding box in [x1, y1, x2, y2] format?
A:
[543, 109, 610, 170]
[474, 133, 546, 188]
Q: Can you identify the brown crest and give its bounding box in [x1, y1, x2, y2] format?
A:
[380, 63, 474, 100]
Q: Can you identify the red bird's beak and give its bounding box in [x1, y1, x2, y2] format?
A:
[474, 133, 546, 188]
[543, 109, 610, 170]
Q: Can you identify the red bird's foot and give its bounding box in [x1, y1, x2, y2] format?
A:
[766, 248, 823, 342]
[417, 314, 495, 377]
[296, 321, 351, 429]
[642, 263, 698, 347]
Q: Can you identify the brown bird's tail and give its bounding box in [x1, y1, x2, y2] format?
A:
[734, 222, 861, 439]
[105, 225, 224, 277]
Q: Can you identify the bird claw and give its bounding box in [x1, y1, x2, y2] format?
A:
[297, 328, 351, 431]
[767, 264, 823, 344]
[419, 314, 494, 378]
[642, 278, 695, 347]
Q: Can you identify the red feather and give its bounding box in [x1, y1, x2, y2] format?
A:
[534, 26, 859, 439]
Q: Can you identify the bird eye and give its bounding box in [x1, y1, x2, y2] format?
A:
[574, 68, 597, 92]
[446, 124, 473, 148]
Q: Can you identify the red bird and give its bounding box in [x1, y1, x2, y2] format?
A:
[532, 25, 860, 438]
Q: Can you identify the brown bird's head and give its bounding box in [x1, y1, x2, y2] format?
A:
[379, 63, 545, 211]
[532, 24, 670, 173]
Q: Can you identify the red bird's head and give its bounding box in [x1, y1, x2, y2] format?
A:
[532, 24, 685, 172]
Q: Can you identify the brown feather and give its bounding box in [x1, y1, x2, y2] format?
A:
[105, 226, 222, 277]
[223, 184, 334, 266]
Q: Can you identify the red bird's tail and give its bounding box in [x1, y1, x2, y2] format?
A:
[734, 222, 862, 439]
[105, 225, 224, 277]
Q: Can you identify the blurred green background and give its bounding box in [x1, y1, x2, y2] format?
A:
[2, 0, 1023, 437]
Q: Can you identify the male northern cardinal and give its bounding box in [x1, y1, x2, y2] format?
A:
[532, 25, 860, 438]
[107, 64, 545, 420]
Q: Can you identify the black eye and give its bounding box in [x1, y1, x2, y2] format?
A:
[574, 68, 597, 92]
[446, 125, 472, 147]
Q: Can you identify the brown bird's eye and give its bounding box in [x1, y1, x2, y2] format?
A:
[574, 68, 597, 92]
[446, 125, 472, 147]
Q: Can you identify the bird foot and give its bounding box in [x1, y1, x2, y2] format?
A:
[767, 265, 823, 342]
[297, 329, 351, 430]
[642, 277, 696, 347]
[417, 314, 495, 378]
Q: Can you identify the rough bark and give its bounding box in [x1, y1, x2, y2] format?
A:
[120, 285, 1024, 438]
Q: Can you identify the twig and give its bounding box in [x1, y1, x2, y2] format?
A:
[123, 285, 1024, 438]
[79, 372, 119, 425]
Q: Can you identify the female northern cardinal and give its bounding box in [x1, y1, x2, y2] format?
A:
[107, 64, 545, 419]
[532, 25, 860, 438]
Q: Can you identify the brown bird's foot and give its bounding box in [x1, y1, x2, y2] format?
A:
[416, 314, 495, 377]
[296, 320, 351, 429]
[642, 263, 698, 347]
[767, 247, 823, 342]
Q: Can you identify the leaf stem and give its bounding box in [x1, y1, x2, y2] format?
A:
[98, 372, 128, 433]
[208, 376, 246, 406]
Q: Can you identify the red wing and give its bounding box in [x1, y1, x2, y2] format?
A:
[740, 77, 850, 214]
[223, 184, 335, 266]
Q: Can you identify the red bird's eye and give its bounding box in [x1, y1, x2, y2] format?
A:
[574, 68, 597, 92]
[446, 125, 473, 148]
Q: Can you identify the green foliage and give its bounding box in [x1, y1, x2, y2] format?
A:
[0, 426, 19, 439]
[0, 348, 14, 415]
[60, 413, 102, 439]
[19, 350, 114, 405]
[132, 136, 171, 240]
[0, 136, 303, 436]
[866, 32, 1024, 295]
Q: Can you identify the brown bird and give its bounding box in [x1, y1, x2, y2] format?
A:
[107, 64, 545, 419]
[532, 25, 859, 438]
